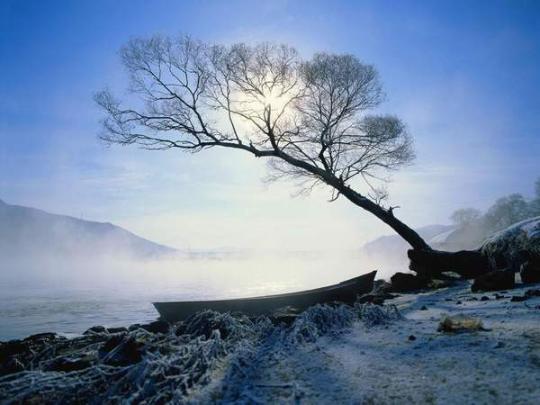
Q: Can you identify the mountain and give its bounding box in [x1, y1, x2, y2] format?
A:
[362, 224, 454, 257]
[0, 199, 177, 260]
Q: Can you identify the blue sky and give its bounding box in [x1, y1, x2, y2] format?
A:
[1, 0, 539, 250]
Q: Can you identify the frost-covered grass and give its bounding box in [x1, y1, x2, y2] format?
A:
[0, 303, 400, 404]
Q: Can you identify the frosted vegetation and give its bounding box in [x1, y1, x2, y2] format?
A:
[481, 217, 540, 268]
[0, 303, 400, 403]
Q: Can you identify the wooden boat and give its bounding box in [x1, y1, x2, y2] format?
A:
[153, 270, 377, 322]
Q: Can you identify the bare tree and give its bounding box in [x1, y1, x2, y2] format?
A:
[97, 35, 488, 276]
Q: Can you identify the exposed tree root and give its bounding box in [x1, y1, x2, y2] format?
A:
[407, 249, 491, 279]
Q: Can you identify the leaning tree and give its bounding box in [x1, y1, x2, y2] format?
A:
[96, 35, 489, 278]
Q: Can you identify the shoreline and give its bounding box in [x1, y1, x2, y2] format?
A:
[1, 280, 540, 403]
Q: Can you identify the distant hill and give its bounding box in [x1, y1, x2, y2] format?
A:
[362, 224, 454, 256]
[0, 199, 177, 260]
[360, 224, 455, 275]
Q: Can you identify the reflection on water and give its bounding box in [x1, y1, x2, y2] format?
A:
[0, 253, 372, 340]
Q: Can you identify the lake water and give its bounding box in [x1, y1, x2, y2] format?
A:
[0, 253, 375, 341]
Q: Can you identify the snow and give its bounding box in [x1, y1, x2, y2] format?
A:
[485, 216, 540, 242]
[481, 217, 540, 264]
[196, 282, 540, 403]
[2, 284, 540, 403]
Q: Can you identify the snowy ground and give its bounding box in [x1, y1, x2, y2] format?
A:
[2, 281, 539, 404]
[199, 281, 540, 404]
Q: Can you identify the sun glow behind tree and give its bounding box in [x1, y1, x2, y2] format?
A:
[96, 35, 429, 252]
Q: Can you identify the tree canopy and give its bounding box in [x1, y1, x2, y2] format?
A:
[96, 36, 414, 203]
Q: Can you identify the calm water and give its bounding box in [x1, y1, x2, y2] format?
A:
[0, 254, 371, 341]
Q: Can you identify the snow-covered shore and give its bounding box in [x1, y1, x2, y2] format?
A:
[1, 279, 539, 404]
[235, 281, 540, 404]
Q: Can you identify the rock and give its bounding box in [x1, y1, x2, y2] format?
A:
[83, 325, 107, 335]
[0, 356, 26, 375]
[480, 296, 490, 301]
[525, 289, 540, 297]
[45, 357, 93, 372]
[0, 340, 29, 360]
[420, 305, 428, 311]
[511, 295, 528, 302]
[520, 259, 540, 284]
[107, 327, 128, 334]
[140, 320, 170, 334]
[390, 273, 428, 292]
[408, 335, 416, 341]
[438, 315, 486, 333]
[471, 271, 515, 292]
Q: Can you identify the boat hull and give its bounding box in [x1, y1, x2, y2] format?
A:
[153, 270, 377, 322]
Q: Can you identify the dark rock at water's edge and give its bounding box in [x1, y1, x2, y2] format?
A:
[84, 325, 107, 335]
[471, 271, 515, 292]
[107, 326, 128, 334]
[390, 272, 429, 292]
[141, 320, 170, 334]
[125, 320, 170, 334]
[83, 325, 128, 335]
[0, 332, 66, 377]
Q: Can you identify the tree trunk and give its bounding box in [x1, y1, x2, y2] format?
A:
[338, 185, 431, 251]
[276, 150, 432, 251]
[337, 185, 490, 279]
[275, 152, 490, 279]
[407, 249, 491, 279]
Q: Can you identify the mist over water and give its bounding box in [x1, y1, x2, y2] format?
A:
[0, 252, 386, 341]
[0, 197, 407, 341]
